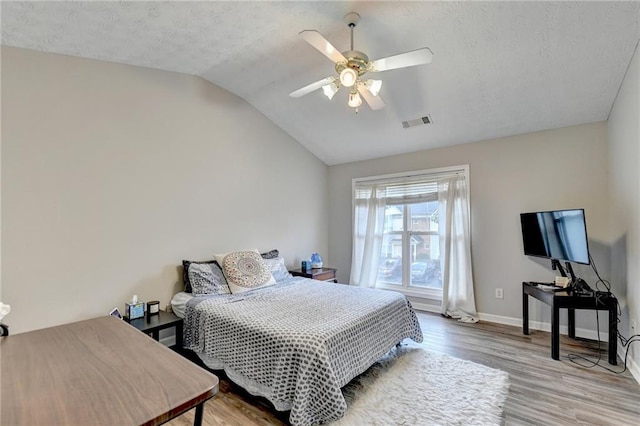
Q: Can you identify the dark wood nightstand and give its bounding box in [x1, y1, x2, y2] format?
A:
[290, 267, 338, 283]
[125, 310, 183, 349]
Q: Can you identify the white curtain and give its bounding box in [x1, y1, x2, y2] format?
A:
[350, 184, 386, 288]
[438, 176, 479, 322]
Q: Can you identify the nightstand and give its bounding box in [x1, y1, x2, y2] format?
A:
[290, 267, 338, 283]
[125, 310, 183, 349]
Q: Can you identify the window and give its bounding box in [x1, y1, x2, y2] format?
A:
[377, 202, 441, 291]
[352, 165, 470, 301]
[376, 189, 442, 297]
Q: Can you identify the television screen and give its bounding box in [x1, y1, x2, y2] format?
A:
[520, 209, 590, 264]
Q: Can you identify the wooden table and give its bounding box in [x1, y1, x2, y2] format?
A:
[522, 281, 618, 365]
[1, 316, 218, 425]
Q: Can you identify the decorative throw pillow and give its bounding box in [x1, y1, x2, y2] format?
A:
[188, 262, 231, 296]
[260, 249, 280, 259]
[182, 260, 218, 293]
[215, 250, 276, 294]
[263, 256, 293, 282]
[182, 250, 277, 292]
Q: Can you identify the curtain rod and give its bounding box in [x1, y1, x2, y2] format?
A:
[354, 169, 466, 186]
[353, 165, 468, 185]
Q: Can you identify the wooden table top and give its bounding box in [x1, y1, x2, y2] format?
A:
[1, 316, 218, 425]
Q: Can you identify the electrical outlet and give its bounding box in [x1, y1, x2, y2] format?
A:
[632, 319, 637, 335]
[495, 288, 504, 299]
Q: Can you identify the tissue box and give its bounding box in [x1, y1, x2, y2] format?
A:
[125, 302, 145, 320]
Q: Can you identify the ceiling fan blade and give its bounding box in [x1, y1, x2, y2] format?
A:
[357, 84, 385, 110]
[299, 30, 347, 63]
[289, 76, 337, 98]
[369, 47, 433, 72]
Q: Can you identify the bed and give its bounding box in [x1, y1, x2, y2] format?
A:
[175, 276, 423, 426]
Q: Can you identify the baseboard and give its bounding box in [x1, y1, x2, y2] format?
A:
[627, 350, 640, 384]
[477, 312, 610, 343]
[618, 342, 640, 384]
[412, 301, 440, 314]
[477, 312, 522, 328]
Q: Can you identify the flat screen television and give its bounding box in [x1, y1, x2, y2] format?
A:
[520, 209, 590, 265]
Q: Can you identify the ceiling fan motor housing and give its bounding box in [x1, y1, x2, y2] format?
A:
[335, 50, 370, 76]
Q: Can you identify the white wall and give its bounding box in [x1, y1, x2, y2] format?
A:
[1, 47, 328, 334]
[328, 122, 611, 330]
[608, 40, 640, 376]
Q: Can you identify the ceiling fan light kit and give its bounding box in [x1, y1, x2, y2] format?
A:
[364, 79, 383, 97]
[322, 82, 340, 100]
[290, 11, 433, 112]
[339, 68, 357, 87]
[348, 90, 363, 108]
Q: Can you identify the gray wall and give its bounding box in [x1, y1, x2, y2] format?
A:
[1, 47, 328, 333]
[608, 40, 640, 376]
[2, 43, 631, 357]
[328, 122, 611, 332]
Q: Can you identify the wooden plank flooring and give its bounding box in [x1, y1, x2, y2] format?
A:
[167, 312, 640, 425]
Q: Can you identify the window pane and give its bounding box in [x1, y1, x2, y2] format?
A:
[409, 233, 441, 289]
[377, 234, 403, 286]
[409, 201, 439, 232]
[384, 205, 404, 232]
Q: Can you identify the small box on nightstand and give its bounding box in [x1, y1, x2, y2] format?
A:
[125, 302, 145, 320]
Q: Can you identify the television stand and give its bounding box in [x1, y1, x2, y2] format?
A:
[522, 282, 618, 365]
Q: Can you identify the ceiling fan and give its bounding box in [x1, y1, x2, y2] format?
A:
[289, 12, 433, 112]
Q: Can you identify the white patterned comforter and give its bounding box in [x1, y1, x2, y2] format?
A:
[183, 277, 423, 426]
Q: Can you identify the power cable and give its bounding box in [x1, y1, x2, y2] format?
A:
[567, 253, 639, 374]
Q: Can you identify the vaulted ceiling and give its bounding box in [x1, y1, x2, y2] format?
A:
[2, 1, 639, 165]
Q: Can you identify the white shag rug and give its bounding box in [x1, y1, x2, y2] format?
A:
[332, 346, 509, 426]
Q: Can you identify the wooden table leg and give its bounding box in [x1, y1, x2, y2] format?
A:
[609, 303, 618, 365]
[193, 402, 204, 426]
[523, 286, 530, 335]
[551, 304, 560, 360]
[568, 308, 576, 339]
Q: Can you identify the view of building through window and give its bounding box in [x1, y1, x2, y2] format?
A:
[377, 201, 441, 290]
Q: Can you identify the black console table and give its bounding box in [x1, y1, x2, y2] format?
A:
[522, 282, 618, 365]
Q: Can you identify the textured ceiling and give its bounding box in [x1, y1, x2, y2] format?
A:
[2, 1, 639, 165]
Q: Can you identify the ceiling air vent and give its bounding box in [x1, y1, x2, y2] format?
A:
[402, 115, 432, 129]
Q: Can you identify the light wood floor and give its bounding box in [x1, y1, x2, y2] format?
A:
[168, 312, 640, 425]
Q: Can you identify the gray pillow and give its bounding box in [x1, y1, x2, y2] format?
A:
[263, 256, 293, 282]
[260, 249, 279, 259]
[182, 259, 218, 293]
[188, 262, 231, 296]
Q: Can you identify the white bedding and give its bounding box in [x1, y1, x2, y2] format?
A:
[170, 291, 193, 318]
